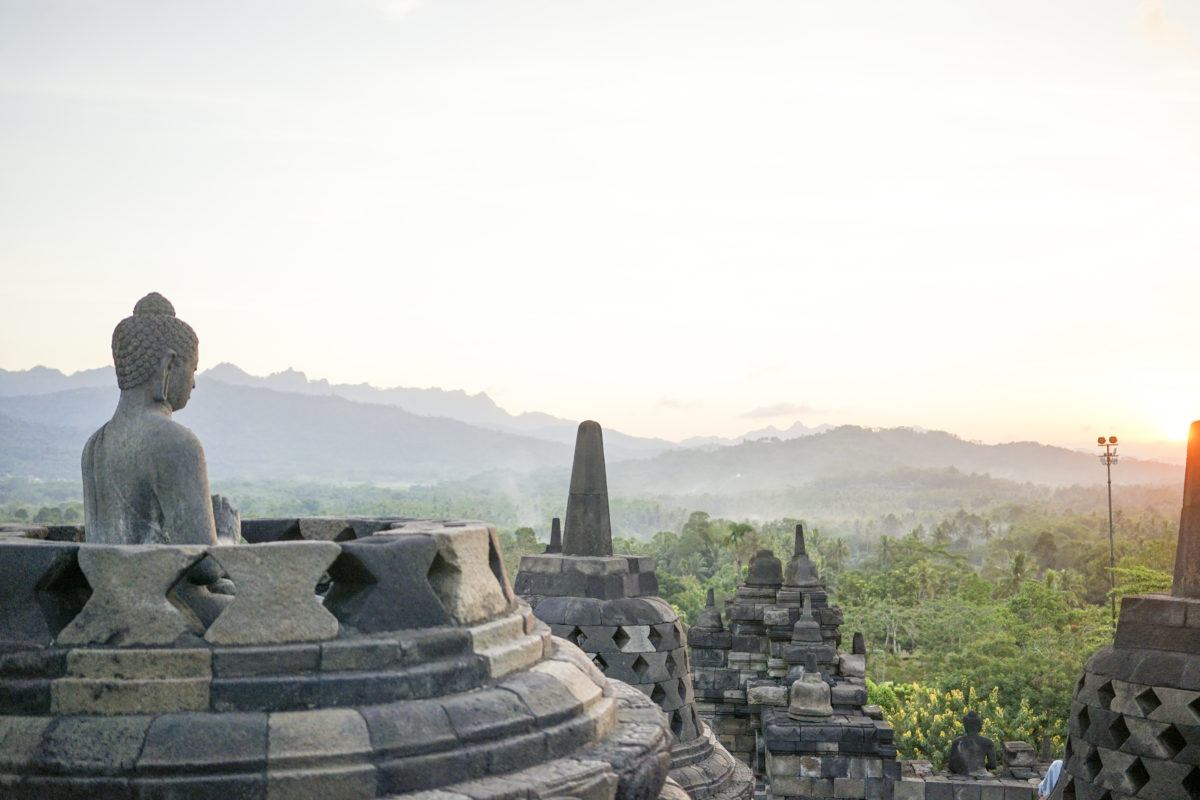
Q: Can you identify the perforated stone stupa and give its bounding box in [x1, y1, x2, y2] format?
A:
[688, 525, 899, 800]
[515, 421, 754, 800]
[0, 519, 674, 799]
[1051, 422, 1200, 800]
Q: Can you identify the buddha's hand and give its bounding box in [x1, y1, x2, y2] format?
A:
[211, 494, 241, 544]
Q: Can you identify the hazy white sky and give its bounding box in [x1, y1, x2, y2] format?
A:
[2, 0, 1199, 451]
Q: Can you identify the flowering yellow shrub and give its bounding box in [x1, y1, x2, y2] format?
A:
[868, 681, 1064, 769]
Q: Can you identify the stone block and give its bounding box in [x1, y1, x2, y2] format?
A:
[925, 781, 954, 800]
[1114, 621, 1200, 654]
[66, 648, 212, 680]
[840, 654, 867, 679]
[980, 783, 1007, 800]
[132, 773, 269, 800]
[266, 766, 376, 800]
[440, 687, 535, 743]
[518, 554, 564, 574]
[211, 675, 322, 712]
[1119, 594, 1188, 627]
[241, 518, 301, 543]
[295, 517, 358, 542]
[532, 595, 603, 626]
[320, 638, 404, 672]
[34, 715, 153, 774]
[600, 597, 676, 626]
[835, 777, 866, 797]
[57, 545, 205, 646]
[688, 629, 732, 649]
[52, 676, 210, 714]
[359, 697, 458, 759]
[137, 711, 269, 773]
[212, 644, 320, 677]
[952, 781, 982, 800]
[748, 685, 788, 707]
[267, 707, 372, 765]
[325, 535, 453, 633]
[477, 632, 545, 679]
[0, 715, 52, 769]
[206, 542, 340, 645]
[0, 677, 51, 713]
[894, 779, 926, 800]
[415, 526, 510, 625]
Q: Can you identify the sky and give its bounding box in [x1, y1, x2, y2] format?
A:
[2, 0, 1199, 455]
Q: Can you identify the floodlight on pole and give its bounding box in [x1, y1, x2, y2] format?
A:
[1098, 434, 1119, 623]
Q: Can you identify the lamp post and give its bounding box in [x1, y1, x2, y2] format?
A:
[1098, 435, 1118, 623]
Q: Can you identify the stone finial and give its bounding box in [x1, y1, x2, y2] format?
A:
[562, 421, 613, 557]
[1173, 420, 1200, 598]
[544, 517, 563, 554]
[805, 651, 819, 675]
[695, 587, 724, 630]
[852, 632, 867, 656]
[783, 524, 820, 588]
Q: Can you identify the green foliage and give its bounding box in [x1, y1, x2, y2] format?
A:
[868, 681, 1064, 768]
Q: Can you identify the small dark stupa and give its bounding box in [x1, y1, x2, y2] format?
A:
[544, 516, 563, 554]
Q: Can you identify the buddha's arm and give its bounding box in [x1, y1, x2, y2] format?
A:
[156, 431, 219, 546]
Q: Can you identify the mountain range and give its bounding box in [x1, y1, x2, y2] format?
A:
[0, 365, 1184, 493]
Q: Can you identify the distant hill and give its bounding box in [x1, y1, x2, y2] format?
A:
[680, 420, 832, 449]
[0, 381, 571, 483]
[0, 366, 114, 396]
[0, 364, 671, 461]
[609, 425, 1182, 494]
[0, 367, 1182, 498]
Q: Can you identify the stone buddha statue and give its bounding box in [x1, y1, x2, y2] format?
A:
[82, 293, 235, 547]
[946, 710, 997, 776]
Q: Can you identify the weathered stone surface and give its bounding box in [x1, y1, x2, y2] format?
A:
[297, 517, 358, 542]
[324, 534, 452, 632]
[137, 711, 269, 772]
[746, 549, 783, 587]
[205, 541, 340, 645]
[57, 544, 205, 646]
[66, 648, 211, 680]
[418, 526, 511, 625]
[563, 421, 614, 557]
[268, 707, 372, 765]
[33, 714, 153, 774]
[0, 541, 87, 646]
[51, 675, 210, 714]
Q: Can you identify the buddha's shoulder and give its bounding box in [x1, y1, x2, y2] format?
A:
[141, 417, 206, 455]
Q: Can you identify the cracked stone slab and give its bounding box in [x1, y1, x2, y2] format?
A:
[205, 542, 340, 645]
[56, 545, 206, 646]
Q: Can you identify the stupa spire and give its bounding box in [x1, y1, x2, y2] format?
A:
[1173, 420, 1200, 597]
[562, 421, 613, 557]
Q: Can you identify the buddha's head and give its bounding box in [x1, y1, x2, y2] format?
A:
[962, 710, 983, 735]
[112, 293, 200, 411]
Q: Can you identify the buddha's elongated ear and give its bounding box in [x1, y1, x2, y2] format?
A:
[154, 349, 178, 404]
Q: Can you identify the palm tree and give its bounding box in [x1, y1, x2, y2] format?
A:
[824, 537, 850, 572]
[1003, 551, 1028, 595]
[726, 522, 755, 578]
